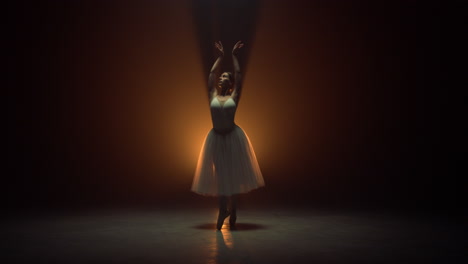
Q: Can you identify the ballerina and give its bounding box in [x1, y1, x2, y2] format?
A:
[191, 41, 265, 230]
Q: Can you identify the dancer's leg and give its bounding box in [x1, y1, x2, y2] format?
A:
[216, 195, 230, 230]
[229, 194, 238, 229]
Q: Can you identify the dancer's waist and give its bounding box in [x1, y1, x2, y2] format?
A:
[213, 124, 237, 135]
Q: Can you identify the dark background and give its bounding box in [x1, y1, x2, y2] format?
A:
[7, 0, 450, 212]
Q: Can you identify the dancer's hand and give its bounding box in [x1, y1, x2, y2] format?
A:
[215, 41, 224, 56]
[232, 41, 244, 55]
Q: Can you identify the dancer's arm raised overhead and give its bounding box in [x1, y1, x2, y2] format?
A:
[230, 41, 244, 105]
[208, 41, 224, 101]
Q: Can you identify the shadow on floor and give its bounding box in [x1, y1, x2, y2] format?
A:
[193, 223, 268, 231]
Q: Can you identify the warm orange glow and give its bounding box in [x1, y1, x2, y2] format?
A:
[131, 1, 324, 186]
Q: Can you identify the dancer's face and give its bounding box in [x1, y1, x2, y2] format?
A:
[218, 72, 232, 90]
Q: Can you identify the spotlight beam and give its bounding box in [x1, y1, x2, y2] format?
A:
[191, 0, 260, 102]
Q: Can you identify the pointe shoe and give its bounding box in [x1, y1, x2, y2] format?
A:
[216, 210, 230, 230]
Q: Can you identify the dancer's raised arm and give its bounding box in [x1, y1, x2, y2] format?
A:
[208, 41, 224, 101]
[231, 41, 244, 104]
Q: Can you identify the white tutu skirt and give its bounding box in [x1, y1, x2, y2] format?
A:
[191, 125, 265, 196]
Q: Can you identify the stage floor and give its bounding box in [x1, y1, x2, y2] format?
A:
[4, 207, 464, 263]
